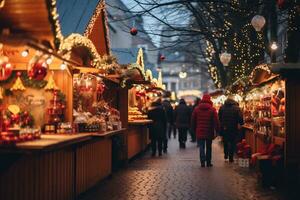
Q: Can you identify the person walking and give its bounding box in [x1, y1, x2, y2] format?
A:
[162, 99, 174, 153]
[147, 99, 167, 156]
[191, 94, 220, 167]
[190, 98, 200, 142]
[218, 95, 244, 162]
[174, 99, 191, 149]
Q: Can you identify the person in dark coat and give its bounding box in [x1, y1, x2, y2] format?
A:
[148, 99, 167, 156]
[191, 94, 220, 167]
[162, 99, 174, 153]
[218, 95, 244, 162]
[174, 99, 191, 148]
[189, 97, 201, 142]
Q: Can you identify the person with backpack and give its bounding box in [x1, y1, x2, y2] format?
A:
[191, 94, 220, 167]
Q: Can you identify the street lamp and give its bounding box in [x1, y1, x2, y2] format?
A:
[179, 71, 187, 79]
[270, 42, 278, 63]
[270, 42, 278, 51]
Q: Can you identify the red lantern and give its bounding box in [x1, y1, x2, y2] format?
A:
[28, 60, 48, 80]
[130, 27, 138, 36]
[160, 55, 166, 61]
[0, 58, 13, 81]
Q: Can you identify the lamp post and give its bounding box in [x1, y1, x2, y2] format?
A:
[270, 41, 278, 63]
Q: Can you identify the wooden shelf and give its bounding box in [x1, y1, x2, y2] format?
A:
[128, 120, 153, 125]
[243, 124, 254, 130]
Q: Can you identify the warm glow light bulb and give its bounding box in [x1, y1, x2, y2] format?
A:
[46, 57, 53, 65]
[271, 42, 278, 51]
[60, 62, 67, 70]
[21, 49, 29, 57]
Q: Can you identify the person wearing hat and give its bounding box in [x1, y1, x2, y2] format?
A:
[218, 95, 244, 162]
[191, 94, 220, 167]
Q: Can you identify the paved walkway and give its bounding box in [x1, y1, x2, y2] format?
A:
[80, 137, 292, 200]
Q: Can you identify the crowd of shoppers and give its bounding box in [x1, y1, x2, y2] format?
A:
[147, 94, 244, 167]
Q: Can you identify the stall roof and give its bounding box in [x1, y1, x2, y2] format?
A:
[57, 0, 100, 37]
[0, 0, 61, 46]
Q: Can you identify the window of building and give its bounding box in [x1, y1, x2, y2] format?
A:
[171, 82, 176, 91]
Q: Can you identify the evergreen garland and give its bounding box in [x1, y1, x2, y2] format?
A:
[0, 71, 48, 89]
[20, 72, 48, 89]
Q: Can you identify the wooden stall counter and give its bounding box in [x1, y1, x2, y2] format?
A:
[0, 130, 126, 200]
[127, 120, 153, 159]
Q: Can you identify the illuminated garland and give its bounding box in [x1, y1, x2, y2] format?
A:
[136, 48, 145, 72]
[84, 0, 105, 37]
[59, 34, 104, 69]
[249, 63, 271, 82]
[47, 0, 64, 48]
[83, 0, 111, 54]
[102, 0, 111, 53]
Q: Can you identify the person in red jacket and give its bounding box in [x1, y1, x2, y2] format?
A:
[191, 94, 220, 167]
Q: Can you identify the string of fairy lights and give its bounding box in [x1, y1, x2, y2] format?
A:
[204, 1, 265, 89]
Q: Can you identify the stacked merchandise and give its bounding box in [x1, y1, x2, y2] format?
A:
[128, 107, 148, 122]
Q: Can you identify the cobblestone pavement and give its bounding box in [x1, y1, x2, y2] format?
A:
[80, 137, 295, 200]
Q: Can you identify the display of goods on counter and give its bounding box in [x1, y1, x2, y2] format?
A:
[128, 107, 148, 121]
[0, 128, 41, 145]
[73, 103, 122, 133]
[243, 80, 285, 137]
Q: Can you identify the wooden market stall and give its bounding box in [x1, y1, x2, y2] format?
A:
[125, 48, 156, 159]
[0, 1, 127, 199]
[271, 63, 300, 183]
[242, 64, 284, 154]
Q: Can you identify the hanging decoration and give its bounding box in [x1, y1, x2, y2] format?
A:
[47, 90, 66, 124]
[160, 55, 165, 61]
[251, 15, 266, 32]
[130, 27, 138, 36]
[220, 52, 232, 66]
[28, 54, 48, 81]
[0, 44, 13, 81]
[11, 72, 26, 91]
[44, 72, 58, 91]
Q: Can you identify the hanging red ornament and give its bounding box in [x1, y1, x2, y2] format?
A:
[28, 60, 48, 80]
[160, 55, 165, 61]
[0, 56, 13, 81]
[130, 27, 138, 36]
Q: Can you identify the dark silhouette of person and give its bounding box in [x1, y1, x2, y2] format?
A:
[218, 95, 244, 162]
[148, 99, 167, 156]
[174, 99, 191, 149]
[190, 97, 201, 142]
[162, 99, 173, 153]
